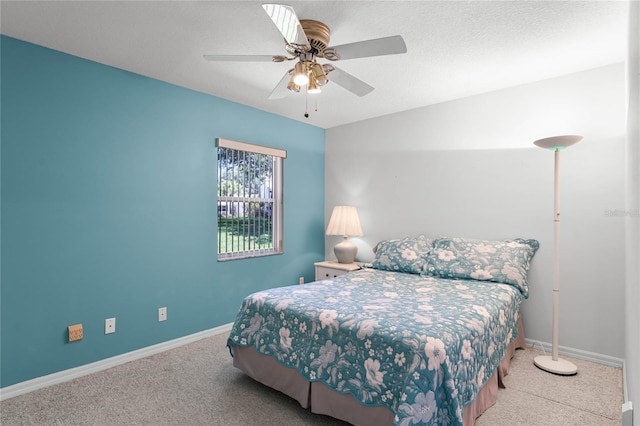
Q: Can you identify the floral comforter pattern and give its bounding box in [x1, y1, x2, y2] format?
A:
[228, 268, 522, 426]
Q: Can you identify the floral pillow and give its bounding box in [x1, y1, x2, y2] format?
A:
[370, 235, 433, 274]
[423, 237, 539, 297]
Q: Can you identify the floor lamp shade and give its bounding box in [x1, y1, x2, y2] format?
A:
[533, 135, 582, 376]
[326, 206, 363, 264]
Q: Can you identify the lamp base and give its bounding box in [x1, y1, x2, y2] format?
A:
[533, 355, 578, 376]
[334, 238, 357, 264]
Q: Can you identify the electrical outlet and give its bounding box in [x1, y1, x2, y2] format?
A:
[158, 307, 167, 322]
[68, 323, 83, 342]
[105, 317, 116, 334]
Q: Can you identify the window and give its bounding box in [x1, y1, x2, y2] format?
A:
[217, 138, 286, 260]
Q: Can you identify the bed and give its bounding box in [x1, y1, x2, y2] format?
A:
[227, 236, 538, 426]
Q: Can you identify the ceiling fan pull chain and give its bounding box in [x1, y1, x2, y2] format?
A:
[304, 86, 309, 118]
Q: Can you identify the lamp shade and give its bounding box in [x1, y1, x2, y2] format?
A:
[293, 61, 309, 86]
[307, 77, 321, 94]
[326, 206, 363, 237]
[533, 135, 583, 150]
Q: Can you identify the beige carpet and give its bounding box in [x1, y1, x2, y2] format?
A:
[477, 347, 623, 426]
[0, 332, 622, 425]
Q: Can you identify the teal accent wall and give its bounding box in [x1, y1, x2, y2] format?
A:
[0, 36, 325, 387]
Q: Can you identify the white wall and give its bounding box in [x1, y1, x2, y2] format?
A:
[625, 0, 639, 420]
[325, 64, 627, 359]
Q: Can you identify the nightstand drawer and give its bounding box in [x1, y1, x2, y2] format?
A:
[314, 261, 360, 281]
[315, 266, 349, 280]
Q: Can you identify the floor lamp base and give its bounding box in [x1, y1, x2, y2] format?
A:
[534, 355, 578, 376]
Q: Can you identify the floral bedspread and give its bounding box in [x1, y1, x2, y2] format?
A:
[228, 268, 522, 426]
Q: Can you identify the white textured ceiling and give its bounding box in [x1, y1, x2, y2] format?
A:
[0, 1, 629, 129]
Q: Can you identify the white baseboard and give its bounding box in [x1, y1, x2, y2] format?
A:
[621, 401, 633, 426]
[0, 330, 627, 404]
[0, 322, 234, 402]
[524, 338, 625, 368]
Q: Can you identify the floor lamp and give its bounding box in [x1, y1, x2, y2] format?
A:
[533, 135, 582, 376]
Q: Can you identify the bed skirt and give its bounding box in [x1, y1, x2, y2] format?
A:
[229, 318, 525, 426]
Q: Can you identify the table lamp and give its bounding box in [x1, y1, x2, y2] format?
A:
[326, 206, 363, 264]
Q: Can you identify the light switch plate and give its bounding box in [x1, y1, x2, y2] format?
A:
[158, 307, 167, 322]
[105, 318, 116, 334]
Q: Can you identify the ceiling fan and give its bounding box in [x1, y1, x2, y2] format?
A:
[203, 3, 407, 100]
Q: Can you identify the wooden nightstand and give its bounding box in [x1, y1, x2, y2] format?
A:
[314, 261, 360, 281]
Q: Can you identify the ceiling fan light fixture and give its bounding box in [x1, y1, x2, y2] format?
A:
[310, 62, 329, 86]
[308, 77, 321, 94]
[287, 76, 301, 93]
[293, 61, 309, 86]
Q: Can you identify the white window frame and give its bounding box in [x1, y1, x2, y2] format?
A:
[216, 138, 286, 261]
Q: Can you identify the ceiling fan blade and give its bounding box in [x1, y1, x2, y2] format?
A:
[268, 71, 292, 99]
[328, 67, 374, 97]
[262, 3, 311, 51]
[327, 35, 407, 60]
[203, 54, 279, 62]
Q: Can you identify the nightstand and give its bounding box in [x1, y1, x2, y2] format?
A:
[314, 261, 360, 281]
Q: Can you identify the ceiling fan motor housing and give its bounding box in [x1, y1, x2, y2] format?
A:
[300, 19, 331, 54]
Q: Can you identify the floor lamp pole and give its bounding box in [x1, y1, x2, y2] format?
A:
[552, 148, 561, 362]
[533, 135, 581, 376]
